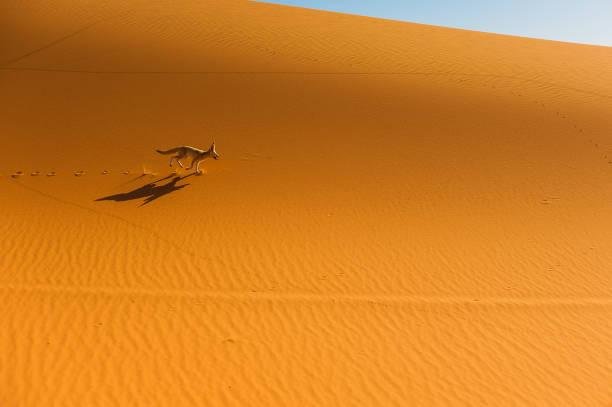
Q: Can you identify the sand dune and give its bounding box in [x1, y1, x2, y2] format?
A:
[1, 0, 611, 405]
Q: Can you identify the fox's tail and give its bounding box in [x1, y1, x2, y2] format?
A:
[156, 147, 180, 155]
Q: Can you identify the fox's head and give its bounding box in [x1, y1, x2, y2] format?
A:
[209, 142, 220, 160]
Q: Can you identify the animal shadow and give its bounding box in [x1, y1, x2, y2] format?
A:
[95, 173, 195, 206]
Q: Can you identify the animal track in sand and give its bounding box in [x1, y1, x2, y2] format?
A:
[3, 169, 176, 178]
[535, 95, 612, 176]
[540, 197, 561, 205]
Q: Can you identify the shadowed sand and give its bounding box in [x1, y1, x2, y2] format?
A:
[96, 173, 195, 206]
[1, 0, 611, 406]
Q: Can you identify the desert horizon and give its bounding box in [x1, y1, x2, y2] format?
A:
[1, 0, 611, 405]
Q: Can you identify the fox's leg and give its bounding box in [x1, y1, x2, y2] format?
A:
[195, 159, 203, 174]
[188, 156, 202, 170]
[169, 156, 176, 167]
[175, 152, 187, 168]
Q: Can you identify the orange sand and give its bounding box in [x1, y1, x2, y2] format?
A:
[1, 0, 612, 405]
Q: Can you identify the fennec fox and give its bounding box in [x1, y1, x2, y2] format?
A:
[156, 142, 220, 174]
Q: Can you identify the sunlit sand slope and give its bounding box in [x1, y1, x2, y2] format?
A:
[1, 0, 611, 405]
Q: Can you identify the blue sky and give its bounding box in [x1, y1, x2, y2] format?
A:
[259, 0, 612, 46]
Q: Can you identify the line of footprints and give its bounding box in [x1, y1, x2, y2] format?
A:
[6, 169, 158, 178]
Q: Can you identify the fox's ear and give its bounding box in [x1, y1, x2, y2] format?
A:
[210, 141, 215, 149]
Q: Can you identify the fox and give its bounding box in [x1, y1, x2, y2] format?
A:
[156, 142, 220, 174]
